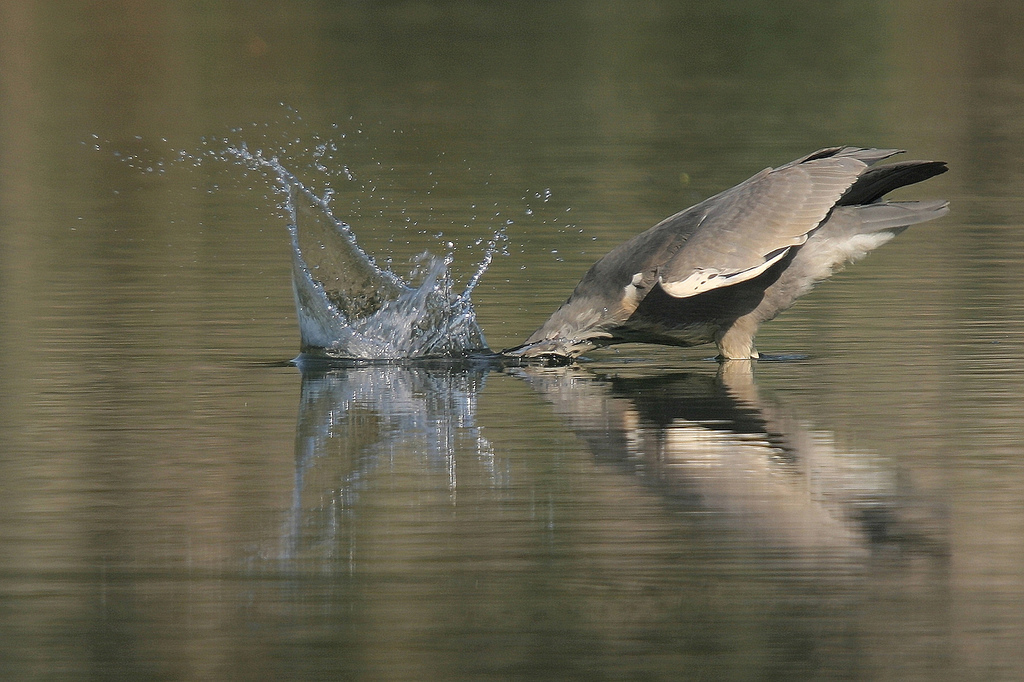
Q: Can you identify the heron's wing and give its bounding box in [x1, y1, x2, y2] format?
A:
[658, 156, 868, 298]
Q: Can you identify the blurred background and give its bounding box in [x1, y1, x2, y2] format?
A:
[1, 1, 1023, 680]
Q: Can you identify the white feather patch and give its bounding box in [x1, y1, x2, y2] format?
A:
[660, 247, 792, 298]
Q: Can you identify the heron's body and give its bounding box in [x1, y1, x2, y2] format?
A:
[504, 147, 948, 361]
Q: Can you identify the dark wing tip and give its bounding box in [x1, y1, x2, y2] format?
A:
[838, 159, 949, 206]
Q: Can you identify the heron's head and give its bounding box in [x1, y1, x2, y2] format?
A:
[502, 295, 616, 363]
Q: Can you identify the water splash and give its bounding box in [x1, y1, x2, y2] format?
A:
[225, 144, 497, 359]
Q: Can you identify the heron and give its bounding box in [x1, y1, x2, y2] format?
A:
[503, 146, 948, 362]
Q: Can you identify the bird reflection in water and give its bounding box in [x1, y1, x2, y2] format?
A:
[515, 361, 945, 558]
[281, 360, 945, 567]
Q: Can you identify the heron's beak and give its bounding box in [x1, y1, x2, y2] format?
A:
[500, 338, 580, 364]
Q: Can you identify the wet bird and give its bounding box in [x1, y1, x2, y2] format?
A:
[504, 146, 948, 361]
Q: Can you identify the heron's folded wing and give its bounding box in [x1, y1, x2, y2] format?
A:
[659, 156, 867, 298]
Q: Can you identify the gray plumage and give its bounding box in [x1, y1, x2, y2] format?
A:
[504, 147, 948, 361]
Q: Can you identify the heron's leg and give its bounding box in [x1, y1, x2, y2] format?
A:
[714, 317, 760, 360]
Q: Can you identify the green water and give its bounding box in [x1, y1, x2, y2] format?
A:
[2, 1, 1024, 679]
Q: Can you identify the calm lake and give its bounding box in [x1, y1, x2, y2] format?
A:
[2, 2, 1024, 680]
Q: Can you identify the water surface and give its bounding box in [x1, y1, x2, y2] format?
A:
[2, 1, 1024, 680]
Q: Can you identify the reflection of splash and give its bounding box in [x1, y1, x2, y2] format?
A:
[226, 144, 498, 359]
[282, 362, 496, 564]
[517, 362, 945, 557]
